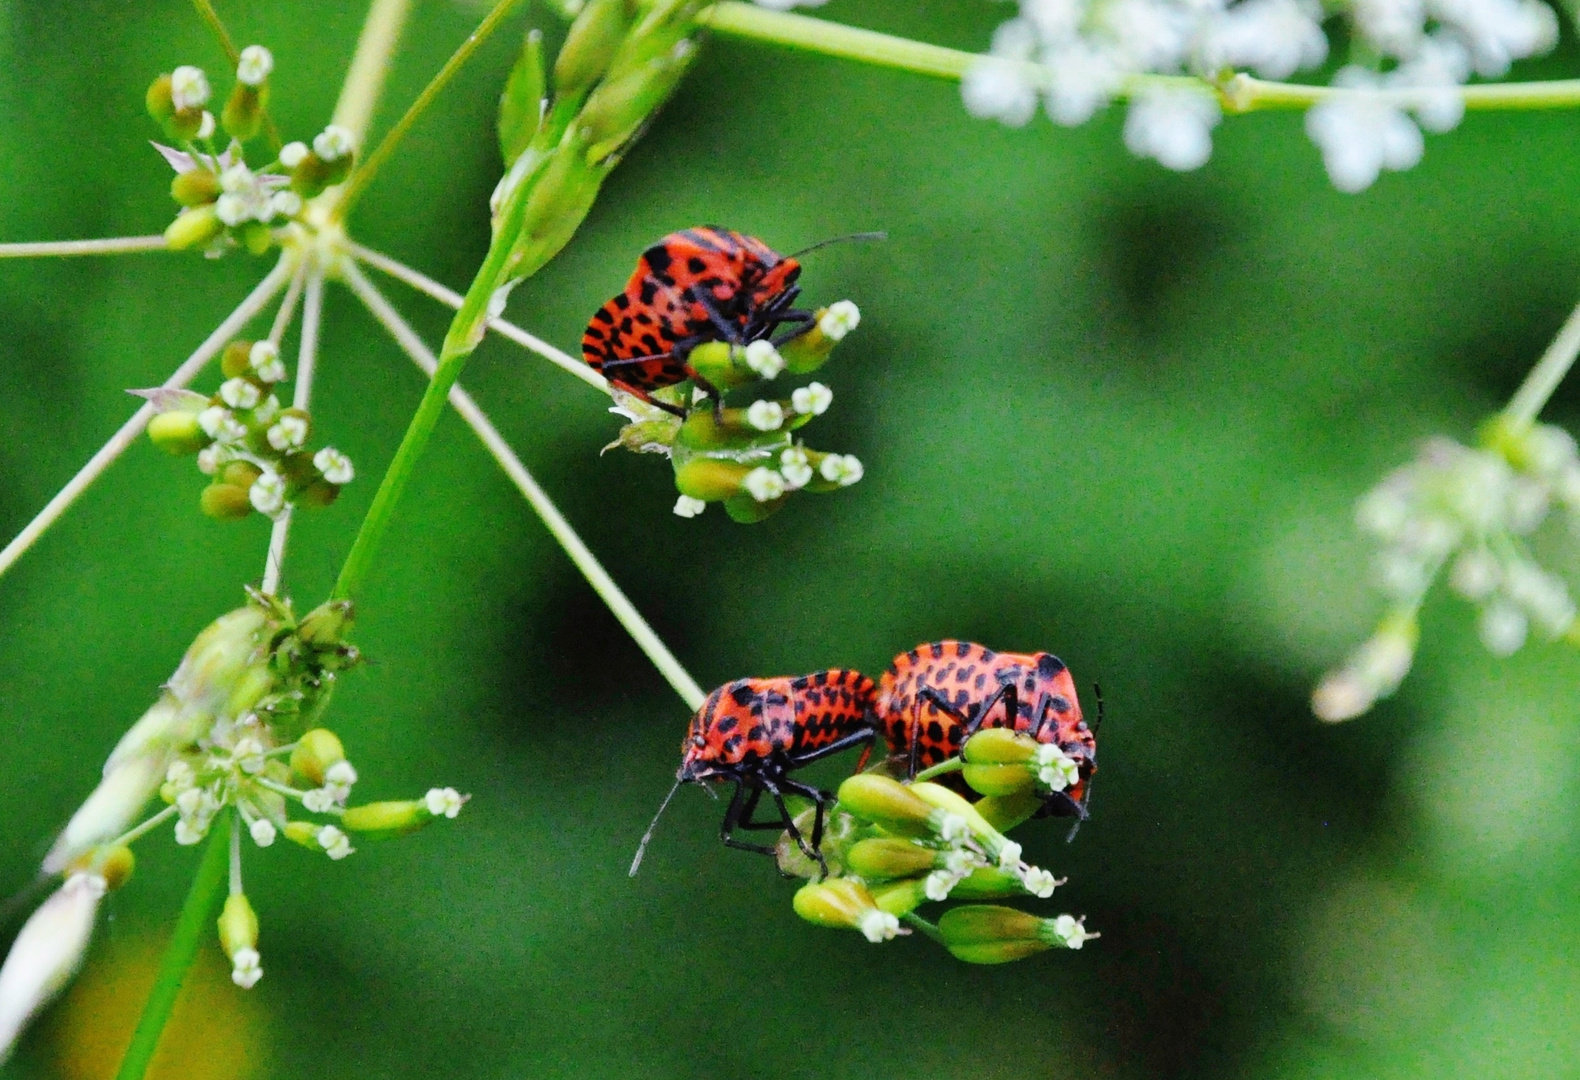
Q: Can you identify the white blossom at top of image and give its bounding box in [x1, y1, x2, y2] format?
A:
[1305, 68, 1424, 193]
[1124, 86, 1222, 171]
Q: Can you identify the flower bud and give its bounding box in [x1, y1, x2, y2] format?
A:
[297, 600, 353, 649]
[147, 410, 208, 455]
[835, 774, 937, 833]
[673, 458, 752, 501]
[283, 821, 355, 860]
[216, 893, 258, 961]
[962, 727, 1038, 764]
[684, 341, 775, 393]
[961, 763, 1037, 797]
[779, 303, 859, 373]
[910, 782, 1016, 860]
[498, 29, 545, 167]
[868, 877, 930, 917]
[170, 168, 221, 208]
[290, 728, 346, 786]
[340, 799, 433, 837]
[792, 879, 900, 942]
[97, 847, 136, 892]
[222, 82, 267, 143]
[972, 789, 1043, 833]
[164, 205, 224, 251]
[146, 74, 175, 127]
[554, 0, 634, 97]
[579, 53, 687, 156]
[220, 340, 254, 378]
[937, 904, 1051, 964]
[201, 483, 253, 520]
[844, 837, 939, 880]
[947, 865, 1031, 900]
[221, 461, 262, 489]
[236, 221, 274, 256]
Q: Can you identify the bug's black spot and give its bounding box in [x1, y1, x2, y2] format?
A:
[955, 641, 972, 657]
[644, 244, 673, 274]
[935, 662, 955, 683]
[928, 642, 945, 659]
[926, 720, 945, 742]
[715, 717, 738, 735]
[1050, 695, 1072, 714]
[747, 724, 765, 743]
[639, 280, 658, 305]
[639, 334, 661, 354]
[687, 256, 707, 274]
[974, 673, 986, 691]
[954, 690, 970, 710]
[1024, 675, 1037, 693]
[1037, 654, 1067, 679]
[731, 684, 756, 706]
[956, 665, 975, 685]
[614, 293, 632, 310]
[721, 734, 742, 755]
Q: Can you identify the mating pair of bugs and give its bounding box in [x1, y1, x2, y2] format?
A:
[631, 641, 1100, 875]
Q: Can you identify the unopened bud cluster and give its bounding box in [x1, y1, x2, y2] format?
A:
[606, 302, 867, 524]
[1315, 417, 1580, 721]
[142, 338, 353, 522]
[781, 745, 1096, 964]
[148, 46, 357, 256]
[2, 590, 466, 1042]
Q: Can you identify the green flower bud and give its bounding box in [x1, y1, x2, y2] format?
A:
[835, 774, 937, 833]
[164, 205, 224, 251]
[221, 461, 262, 489]
[235, 221, 274, 256]
[283, 821, 355, 860]
[909, 782, 1017, 861]
[297, 478, 341, 507]
[845, 837, 939, 880]
[947, 866, 1031, 900]
[217, 893, 259, 959]
[973, 790, 1043, 833]
[962, 727, 1039, 765]
[937, 905, 1050, 964]
[221, 82, 267, 142]
[221, 340, 255, 379]
[673, 458, 752, 501]
[290, 728, 346, 786]
[780, 302, 861, 373]
[288, 150, 352, 198]
[69, 845, 135, 892]
[554, 0, 634, 97]
[498, 29, 545, 167]
[792, 879, 900, 942]
[146, 74, 176, 127]
[579, 55, 685, 158]
[147, 410, 208, 455]
[170, 168, 220, 208]
[961, 763, 1037, 798]
[868, 877, 929, 917]
[340, 799, 433, 838]
[201, 482, 253, 520]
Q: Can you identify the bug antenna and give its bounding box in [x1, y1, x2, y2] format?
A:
[629, 777, 685, 877]
[1092, 683, 1105, 737]
[787, 231, 888, 260]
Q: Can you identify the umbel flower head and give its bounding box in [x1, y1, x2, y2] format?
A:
[140, 336, 354, 522]
[604, 302, 867, 524]
[1315, 417, 1580, 721]
[0, 591, 466, 1059]
[961, 0, 1557, 190]
[775, 744, 1097, 964]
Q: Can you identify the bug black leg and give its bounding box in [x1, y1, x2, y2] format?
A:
[733, 783, 795, 832]
[598, 374, 688, 417]
[719, 780, 777, 857]
[777, 776, 830, 859]
[762, 775, 828, 878]
[916, 682, 1018, 747]
[767, 311, 817, 347]
[782, 726, 879, 768]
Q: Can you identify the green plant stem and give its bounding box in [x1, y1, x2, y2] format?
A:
[328, 0, 415, 152]
[1503, 295, 1580, 429]
[114, 817, 232, 1080]
[189, 0, 283, 150]
[331, 193, 522, 603]
[702, 1, 1580, 113]
[901, 911, 945, 945]
[333, 0, 529, 222]
[0, 236, 168, 258]
[913, 756, 963, 782]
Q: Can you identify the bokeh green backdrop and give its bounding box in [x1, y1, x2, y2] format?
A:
[3, 1, 1579, 1077]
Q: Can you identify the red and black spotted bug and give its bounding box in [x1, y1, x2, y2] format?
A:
[629, 668, 878, 877]
[876, 641, 1100, 821]
[582, 225, 880, 415]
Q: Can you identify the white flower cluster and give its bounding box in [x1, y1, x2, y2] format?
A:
[214, 161, 300, 227]
[1032, 742, 1083, 792]
[1315, 423, 1580, 720]
[1048, 913, 1099, 948]
[965, 0, 1557, 190]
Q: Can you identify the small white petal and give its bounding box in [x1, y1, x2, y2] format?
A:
[857, 909, 901, 943]
[672, 495, 708, 518]
[742, 467, 786, 503]
[423, 787, 465, 819]
[249, 471, 288, 517]
[791, 382, 833, 415]
[746, 400, 784, 431]
[817, 302, 860, 341]
[230, 947, 263, 989]
[248, 818, 277, 847]
[313, 125, 355, 162]
[279, 141, 309, 169]
[236, 45, 274, 87]
[742, 340, 784, 378]
[170, 66, 211, 111]
[313, 448, 354, 485]
[219, 378, 261, 410]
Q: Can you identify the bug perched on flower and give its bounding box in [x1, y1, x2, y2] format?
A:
[629, 669, 880, 877]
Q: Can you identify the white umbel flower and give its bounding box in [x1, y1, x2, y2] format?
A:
[1049, 913, 1097, 949]
[857, 908, 902, 943]
[962, 57, 1038, 127]
[742, 340, 784, 378]
[424, 787, 466, 819]
[0, 874, 105, 1062]
[746, 400, 784, 431]
[1124, 87, 1221, 172]
[791, 382, 833, 416]
[219, 378, 261, 410]
[313, 448, 354, 485]
[279, 141, 310, 169]
[236, 45, 274, 87]
[742, 467, 786, 503]
[1305, 67, 1423, 193]
[672, 495, 708, 518]
[267, 415, 309, 452]
[817, 301, 860, 341]
[780, 447, 814, 489]
[230, 946, 263, 989]
[249, 470, 288, 517]
[313, 125, 356, 162]
[170, 65, 211, 111]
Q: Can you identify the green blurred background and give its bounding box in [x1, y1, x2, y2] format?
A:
[3, 1, 1580, 1076]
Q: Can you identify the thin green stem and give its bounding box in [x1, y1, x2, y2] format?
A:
[114, 816, 232, 1080]
[343, 261, 707, 709]
[1503, 295, 1580, 429]
[703, 1, 1580, 113]
[348, 242, 606, 391]
[189, 0, 283, 150]
[913, 756, 964, 783]
[332, 0, 529, 222]
[327, 0, 415, 152]
[0, 236, 168, 258]
[901, 911, 945, 945]
[104, 805, 179, 851]
[331, 155, 529, 603]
